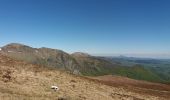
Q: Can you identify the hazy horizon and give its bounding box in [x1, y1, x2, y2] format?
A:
[0, 0, 170, 58]
[0, 42, 170, 59]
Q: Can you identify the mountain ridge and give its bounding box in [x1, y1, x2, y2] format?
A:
[0, 43, 168, 83]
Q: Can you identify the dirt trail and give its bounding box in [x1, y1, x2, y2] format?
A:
[0, 54, 167, 100]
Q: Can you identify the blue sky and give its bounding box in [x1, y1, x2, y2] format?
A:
[0, 0, 170, 58]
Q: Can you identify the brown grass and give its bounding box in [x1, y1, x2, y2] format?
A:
[0, 54, 167, 100]
[89, 75, 170, 99]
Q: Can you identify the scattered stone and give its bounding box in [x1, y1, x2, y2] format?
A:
[51, 86, 59, 92]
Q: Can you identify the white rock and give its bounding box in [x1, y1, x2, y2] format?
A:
[51, 86, 59, 91]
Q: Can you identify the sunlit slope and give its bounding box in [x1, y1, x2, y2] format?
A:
[0, 43, 166, 83]
[0, 53, 163, 100]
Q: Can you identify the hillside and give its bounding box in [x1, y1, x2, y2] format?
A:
[90, 75, 170, 99]
[112, 65, 163, 82]
[100, 56, 170, 82]
[0, 43, 167, 83]
[0, 53, 166, 100]
[0, 43, 80, 74]
[72, 52, 117, 76]
[0, 43, 122, 76]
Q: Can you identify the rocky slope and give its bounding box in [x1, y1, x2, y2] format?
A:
[0, 43, 118, 76]
[0, 53, 166, 100]
[0, 43, 80, 74]
[71, 52, 118, 76]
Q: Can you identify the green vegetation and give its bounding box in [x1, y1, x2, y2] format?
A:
[81, 64, 165, 83]
[81, 66, 114, 76]
[112, 65, 164, 82]
[103, 57, 170, 83]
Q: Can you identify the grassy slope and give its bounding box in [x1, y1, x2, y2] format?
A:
[0, 54, 161, 100]
[4, 52, 167, 83]
[112, 65, 164, 82]
[81, 62, 164, 83]
[100, 57, 170, 83]
[1, 43, 169, 83]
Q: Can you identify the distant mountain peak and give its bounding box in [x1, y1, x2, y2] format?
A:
[4, 43, 31, 48]
[5, 43, 27, 46]
[118, 55, 128, 58]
